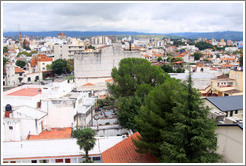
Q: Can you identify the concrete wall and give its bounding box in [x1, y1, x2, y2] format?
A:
[216, 126, 243, 163]
[74, 44, 141, 89]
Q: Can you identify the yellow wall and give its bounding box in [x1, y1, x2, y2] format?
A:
[229, 70, 243, 91]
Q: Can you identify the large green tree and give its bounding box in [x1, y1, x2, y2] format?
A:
[108, 58, 169, 98]
[16, 60, 26, 68]
[72, 128, 96, 163]
[51, 59, 67, 75]
[195, 41, 213, 50]
[133, 70, 221, 163]
[108, 58, 170, 130]
[192, 52, 203, 60]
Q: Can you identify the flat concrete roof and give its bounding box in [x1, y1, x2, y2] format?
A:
[7, 88, 41, 97]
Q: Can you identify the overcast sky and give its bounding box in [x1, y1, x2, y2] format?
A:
[3, 2, 244, 33]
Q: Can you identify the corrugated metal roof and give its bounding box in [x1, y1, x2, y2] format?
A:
[206, 95, 243, 112]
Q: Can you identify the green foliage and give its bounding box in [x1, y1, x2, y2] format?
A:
[116, 96, 142, 130]
[51, 59, 67, 75]
[133, 71, 221, 163]
[176, 67, 185, 73]
[108, 58, 169, 98]
[173, 39, 186, 47]
[161, 64, 185, 73]
[167, 56, 173, 62]
[161, 64, 175, 73]
[3, 46, 8, 53]
[133, 78, 184, 159]
[174, 58, 183, 62]
[72, 128, 96, 163]
[97, 96, 115, 108]
[87, 45, 95, 49]
[195, 41, 213, 50]
[3, 57, 8, 66]
[108, 58, 170, 130]
[157, 57, 162, 62]
[216, 54, 220, 58]
[16, 60, 26, 68]
[23, 39, 31, 50]
[17, 51, 35, 57]
[66, 59, 74, 73]
[239, 56, 243, 67]
[191, 52, 203, 60]
[46, 64, 52, 71]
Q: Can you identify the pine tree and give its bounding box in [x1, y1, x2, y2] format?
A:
[133, 69, 221, 163]
[160, 69, 221, 163]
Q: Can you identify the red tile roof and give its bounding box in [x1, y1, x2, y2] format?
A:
[175, 61, 183, 64]
[101, 132, 159, 163]
[7, 88, 41, 97]
[221, 64, 234, 68]
[38, 58, 53, 62]
[28, 127, 72, 140]
[105, 78, 114, 82]
[142, 54, 150, 58]
[58, 33, 66, 36]
[152, 54, 163, 57]
[83, 83, 95, 86]
[15, 67, 25, 73]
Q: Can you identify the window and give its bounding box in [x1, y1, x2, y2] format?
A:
[19, 73, 22, 76]
[43, 63, 45, 65]
[92, 157, 101, 161]
[236, 74, 239, 79]
[39, 160, 48, 163]
[10, 161, 16, 163]
[43, 67, 45, 70]
[9, 126, 13, 130]
[31, 160, 37, 163]
[65, 159, 71, 163]
[55, 159, 63, 163]
[235, 110, 238, 114]
[226, 112, 228, 117]
[230, 111, 233, 117]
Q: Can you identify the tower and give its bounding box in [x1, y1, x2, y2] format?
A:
[18, 25, 23, 46]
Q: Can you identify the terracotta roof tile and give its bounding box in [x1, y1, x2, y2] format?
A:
[152, 54, 163, 57]
[15, 67, 25, 73]
[105, 78, 114, 82]
[38, 58, 53, 62]
[101, 132, 159, 163]
[28, 127, 72, 140]
[83, 83, 95, 86]
[7, 88, 41, 97]
[175, 61, 183, 64]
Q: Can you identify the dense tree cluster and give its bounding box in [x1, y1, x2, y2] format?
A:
[3, 46, 8, 53]
[191, 52, 203, 60]
[107, 58, 221, 163]
[161, 64, 185, 73]
[51, 59, 67, 75]
[195, 41, 213, 50]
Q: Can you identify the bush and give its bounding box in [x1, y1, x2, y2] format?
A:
[105, 122, 110, 125]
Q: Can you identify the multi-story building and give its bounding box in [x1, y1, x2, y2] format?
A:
[54, 43, 85, 60]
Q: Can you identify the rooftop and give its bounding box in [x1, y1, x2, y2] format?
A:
[206, 95, 243, 112]
[3, 136, 124, 160]
[28, 127, 72, 140]
[7, 88, 42, 97]
[101, 132, 159, 163]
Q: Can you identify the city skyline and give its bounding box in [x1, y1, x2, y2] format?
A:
[2, 2, 244, 33]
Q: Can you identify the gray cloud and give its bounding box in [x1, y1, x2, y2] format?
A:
[3, 2, 244, 33]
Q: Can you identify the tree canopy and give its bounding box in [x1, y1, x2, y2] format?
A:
[3, 46, 8, 53]
[108, 58, 170, 130]
[51, 59, 67, 75]
[195, 41, 213, 50]
[191, 52, 203, 60]
[108, 58, 169, 99]
[72, 128, 96, 163]
[133, 70, 221, 163]
[16, 60, 26, 68]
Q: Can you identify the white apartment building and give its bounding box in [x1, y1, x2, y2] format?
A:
[91, 36, 112, 45]
[54, 43, 85, 60]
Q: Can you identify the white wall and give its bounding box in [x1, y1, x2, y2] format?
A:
[216, 126, 243, 163]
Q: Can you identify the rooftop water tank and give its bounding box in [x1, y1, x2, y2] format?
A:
[5, 104, 12, 112]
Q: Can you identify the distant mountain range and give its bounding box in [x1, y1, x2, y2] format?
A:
[3, 31, 243, 41]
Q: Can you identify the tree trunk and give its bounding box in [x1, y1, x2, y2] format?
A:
[85, 150, 89, 162]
